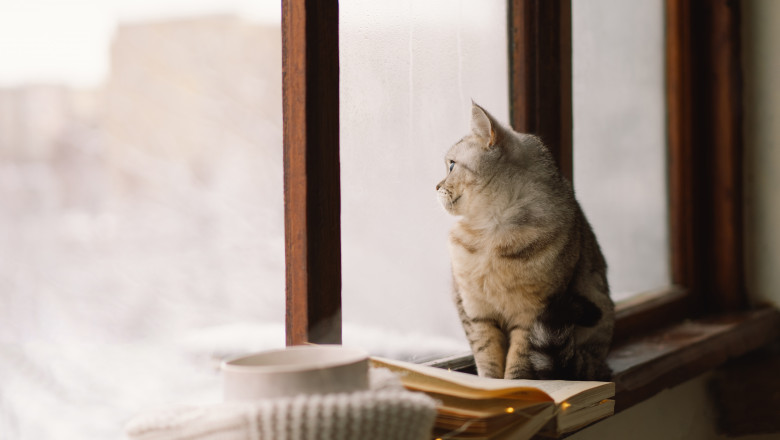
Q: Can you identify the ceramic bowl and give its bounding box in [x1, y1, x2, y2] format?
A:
[221, 345, 370, 401]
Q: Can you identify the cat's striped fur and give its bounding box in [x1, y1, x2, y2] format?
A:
[436, 102, 614, 381]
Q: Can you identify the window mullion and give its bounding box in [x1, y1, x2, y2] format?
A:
[282, 0, 342, 345]
[508, 0, 573, 181]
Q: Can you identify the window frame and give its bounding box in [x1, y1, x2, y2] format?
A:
[282, 0, 342, 345]
[506, 0, 747, 344]
[281, 0, 747, 349]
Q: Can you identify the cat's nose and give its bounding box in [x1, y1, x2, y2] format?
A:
[436, 183, 441, 191]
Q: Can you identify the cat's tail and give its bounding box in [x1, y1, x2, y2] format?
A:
[566, 346, 612, 381]
[526, 324, 612, 381]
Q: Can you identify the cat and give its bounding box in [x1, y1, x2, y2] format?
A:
[436, 102, 614, 381]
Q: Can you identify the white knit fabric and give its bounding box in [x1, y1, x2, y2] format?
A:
[125, 368, 436, 440]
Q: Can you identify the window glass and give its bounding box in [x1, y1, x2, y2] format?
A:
[339, 0, 507, 361]
[0, 2, 283, 437]
[572, 0, 670, 301]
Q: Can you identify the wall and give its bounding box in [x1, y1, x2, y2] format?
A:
[571, 373, 780, 440]
[743, 0, 780, 308]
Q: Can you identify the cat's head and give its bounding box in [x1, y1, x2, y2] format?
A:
[436, 101, 557, 217]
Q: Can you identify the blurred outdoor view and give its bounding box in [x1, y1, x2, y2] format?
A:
[339, 0, 507, 362]
[572, 0, 670, 299]
[0, 1, 286, 438]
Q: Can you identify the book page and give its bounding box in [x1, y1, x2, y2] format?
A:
[429, 392, 551, 418]
[526, 380, 614, 405]
[434, 405, 556, 440]
[491, 404, 556, 440]
[538, 399, 615, 436]
[372, 357, 552, 401]
[371, 357, 613, 404]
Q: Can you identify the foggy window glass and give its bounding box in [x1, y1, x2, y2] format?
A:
[0, 2, 283, 437]
[572, 0, 670, 301]
[339, 0, 508, 361]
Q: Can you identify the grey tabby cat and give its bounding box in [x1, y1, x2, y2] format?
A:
[436, 102, 614, 381]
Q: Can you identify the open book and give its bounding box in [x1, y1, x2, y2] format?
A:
[371, 357, 615, 440]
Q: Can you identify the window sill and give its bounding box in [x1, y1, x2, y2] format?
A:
[425, 306, 780, 433]
[608, 306, 780, 412]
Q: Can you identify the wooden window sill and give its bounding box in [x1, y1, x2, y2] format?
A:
[608, 306, 780, 412]
[425, 306, 780, 433]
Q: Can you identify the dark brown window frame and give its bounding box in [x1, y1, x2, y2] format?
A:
[507, 0, 747, 341]
[281, 0, 779, 416]
[282, 0, 342, 345]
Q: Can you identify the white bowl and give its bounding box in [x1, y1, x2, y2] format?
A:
[221, 345, 369, 401]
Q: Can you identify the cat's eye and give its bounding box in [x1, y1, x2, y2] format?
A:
[449, 160, 455, 172]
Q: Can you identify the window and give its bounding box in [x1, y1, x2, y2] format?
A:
[0, 0, 754, 437]
[338, 0, 508, 361]
[283, 0, 749, 361]
[572, 0, 669, 301]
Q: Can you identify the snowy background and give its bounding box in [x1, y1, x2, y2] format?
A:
[0, 0, 667, 438]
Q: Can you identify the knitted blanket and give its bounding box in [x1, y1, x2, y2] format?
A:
[125, 368, 436, 440]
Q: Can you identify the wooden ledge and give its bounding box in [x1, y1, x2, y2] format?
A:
[426, 307, 780, 416]
[610, 307, 780, 412]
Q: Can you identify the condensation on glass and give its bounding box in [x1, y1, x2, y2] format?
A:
[572, 0, 670, 301]
[339, 0, 508, 361]
[0, 3, 282, 438]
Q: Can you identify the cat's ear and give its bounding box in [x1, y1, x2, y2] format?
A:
[470, 101, 498, 149]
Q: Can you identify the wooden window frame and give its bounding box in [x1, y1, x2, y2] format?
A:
[281, 0, 780, 416]
[507, 0, 749, 340]
[282, 0, 341, 345]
